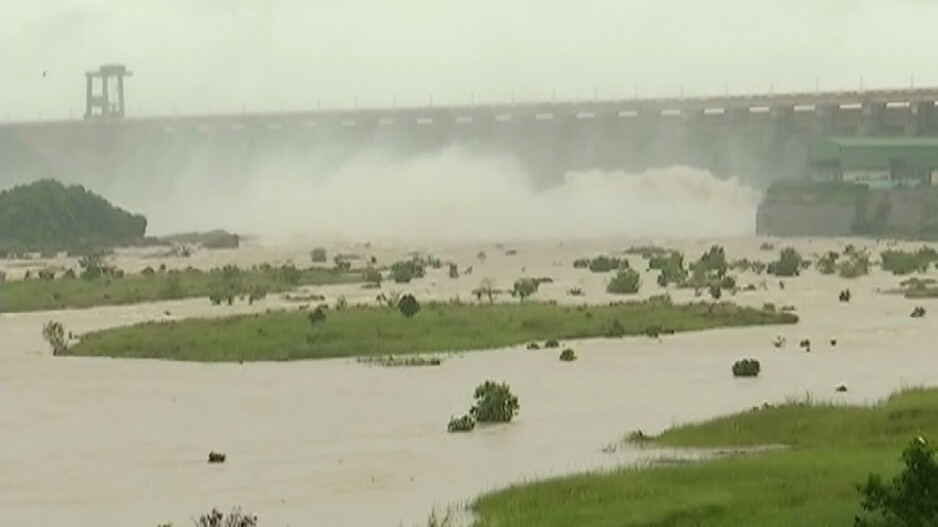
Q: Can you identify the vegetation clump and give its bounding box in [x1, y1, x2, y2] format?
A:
[357, 355, 442, 367]
[307, 306, 327, 324]
[839, 289, 852, 303]
[880, 247, 938, 275]
[470, 381, 520, 423]
[729, 258, 767, 274]
[397, 294, 420, 317]
[910, 306, 927, 318]
[511, 277, 541, 301]
[816, 251, 840, 275]
[607, 269, 641, 294]
[559, 348, 577, 362]
[195, 507, 256, 527]
[42, 320, 68, 356]
[207, 451, 226, 463]
[544, 339, 561, 349]
[310, 247, 328, 263]
[767, 247, 805, 277]
[588, 256, 628, 273]
[838, 249, 871, 278]
[731, 358, 761, 377]
[390, 258, 426, 283]
[448, 414, 476, 433]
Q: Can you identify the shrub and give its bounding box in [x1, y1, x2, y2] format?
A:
[544, 339, 560, 348]
[588, 255, 627, 273]
[397, 294, 420, 317]
[573, 258, 590, 269]
[693, 245, 728, 278]
[470, 381, 520, 423]
[448, 263, 459, 279]
[839, 251, 871, 278]
[38, 268, 55, 280]
[881, 247, 938, 275]
[335, 295, 348, 311]
[247, 285, 267, 305]
[195, 507, 257, 527]
[767, 247, 803, 277]
[310, 247, 327, 263]
[42, 320, 68, 356]
[607, 269, 641, 294]
[559, 348, 577, 362]
[307, 306, 327, 324]
[512, 277, 540, 301]
[855, 437, 938, 527]
[447, 414, 476, 433]
[142, 266, 155, 275]
[731, 358, 761, 377]
[526, 342, 540, 350]
[816, 251, 839, 275]
[652, 251, 687, 286]
[390, 259, 425, 283]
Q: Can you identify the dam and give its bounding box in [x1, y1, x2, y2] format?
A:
[2, 65, 938, 191]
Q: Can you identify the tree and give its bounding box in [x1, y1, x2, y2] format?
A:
[607, 269, 641, 294]
[767, 247, 803, 277]
[470, 381, 520, 423]
[42, 320, 68, 356]
[397, 294, 420, 317]
[474, 277, 498, 304]
[310, 247, 328, 263]
[855, 437, 938, 527]
[512, 277, 539, 301]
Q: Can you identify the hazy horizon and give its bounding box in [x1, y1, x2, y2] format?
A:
[3, 0, 937, 121]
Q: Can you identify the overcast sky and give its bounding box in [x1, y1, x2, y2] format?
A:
[2, 0, 936, 121]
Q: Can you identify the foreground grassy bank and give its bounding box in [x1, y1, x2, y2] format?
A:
[66, 299, 796, 361]
[0, 265, 362, 312]
[472, 388, 938, 527]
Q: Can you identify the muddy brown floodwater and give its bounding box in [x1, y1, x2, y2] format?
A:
[2, 237, 937, 527]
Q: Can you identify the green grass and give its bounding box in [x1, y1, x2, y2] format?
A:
[65, 300, 797, 362]
[472, 388, 938, 527]
[0, 266, 362, 312]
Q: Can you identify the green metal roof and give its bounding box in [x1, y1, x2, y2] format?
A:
[809, 136, 938, 170]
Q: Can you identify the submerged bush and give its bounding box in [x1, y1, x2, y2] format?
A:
[838, 250, 871, 278]
[732, 358, 761, 378]
[816, 251, 839, 275]
[511, 277, 540, 301]
[559, 348, 577, 362]
[195, 507, 256, 527]
[470, 381, 520, 423]
[881, 247, 938, 275]
[448, 414, 476, 433]
[607, 268, 641, 294]
[767, 247, 804, 277]
[911, 306, 927, 318]
[588, 255, 628, 273]
[42, 320, 68, 356]
[390, 258, 426, 283]
[544, 339, 560, 349]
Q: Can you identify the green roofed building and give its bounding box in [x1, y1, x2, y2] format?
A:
[757, 137, 938, 237]
[807, 137, 938, 189]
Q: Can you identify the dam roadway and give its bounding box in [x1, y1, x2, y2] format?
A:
[2, 87, 937, 189]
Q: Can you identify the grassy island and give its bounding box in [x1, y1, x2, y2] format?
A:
[471, 388, 938, 527]
[65, 299, 797, 362]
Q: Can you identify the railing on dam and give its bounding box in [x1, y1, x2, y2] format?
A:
[4, 86, 938, 135]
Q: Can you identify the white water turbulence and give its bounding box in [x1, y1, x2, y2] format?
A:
[120, 147, 761, 241]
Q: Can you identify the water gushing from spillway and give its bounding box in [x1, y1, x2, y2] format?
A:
[102, 147, 761, 241]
